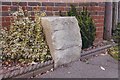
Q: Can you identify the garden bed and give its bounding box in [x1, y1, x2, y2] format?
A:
[108, 46, 119, 60]
[81, 41, 117, 57]
[0, 6, 53, 79]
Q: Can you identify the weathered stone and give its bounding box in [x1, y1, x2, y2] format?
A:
[41, 17, 82, 68]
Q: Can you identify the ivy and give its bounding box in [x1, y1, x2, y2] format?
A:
[0, 6, 52, 66]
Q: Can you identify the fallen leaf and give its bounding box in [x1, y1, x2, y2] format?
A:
[46, 71, 49, 73]
[100, 54, 106, 56]
[85, 61, 89, 64]
[100, 66, 105, 71]
[31, 61, 37, 65]
[50, 68, 54, 72]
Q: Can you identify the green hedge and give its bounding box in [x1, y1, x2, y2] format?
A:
[67, 5, 96, 49]
[113, 23, 120, 43]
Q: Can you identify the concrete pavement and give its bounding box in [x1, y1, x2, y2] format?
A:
[37, 53, 118, 78]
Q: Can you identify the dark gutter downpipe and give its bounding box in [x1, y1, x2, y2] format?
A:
[104, 2, 113, 40]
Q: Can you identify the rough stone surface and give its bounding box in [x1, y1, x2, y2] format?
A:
[41, 17, 82, 67]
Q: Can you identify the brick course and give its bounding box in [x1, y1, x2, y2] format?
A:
[1, 0, 105, 44]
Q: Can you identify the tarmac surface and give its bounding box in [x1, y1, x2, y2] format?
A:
[37, 53, 118, 78]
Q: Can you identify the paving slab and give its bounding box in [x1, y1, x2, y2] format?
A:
[88, 54, 118, 69]
[37, 54, 118, 78]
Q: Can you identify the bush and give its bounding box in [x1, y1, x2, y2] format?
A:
[0, 6, 52, 66]
[67, 5, 96, 49]
[113, 23, 120, 43]
[110, 23, 120, 60]
[108, 46, 119, 60]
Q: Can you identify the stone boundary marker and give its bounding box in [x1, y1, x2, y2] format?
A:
[41, 17, 82, 68]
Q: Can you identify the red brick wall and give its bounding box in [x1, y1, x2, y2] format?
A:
[1, 1, 105, 44]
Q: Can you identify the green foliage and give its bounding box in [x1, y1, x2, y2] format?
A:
[67, 5, 96, 49]
[68, 5, 78, 16]
[0, 6, 52, 66]
[110, 23, 120, 60]
[108, 46, 119, 60]
[113, 23, 120, 43]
